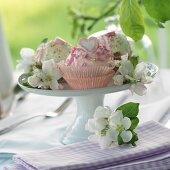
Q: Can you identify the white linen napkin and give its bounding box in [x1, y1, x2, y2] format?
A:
[4, 121, 170, 170]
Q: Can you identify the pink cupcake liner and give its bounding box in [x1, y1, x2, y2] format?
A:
[63, 72, 114, 90]
[58, 64, 113, 78]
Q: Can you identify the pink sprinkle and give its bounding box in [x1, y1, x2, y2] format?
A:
[54, 38, 65, 45]
[106, 31, 116, 37]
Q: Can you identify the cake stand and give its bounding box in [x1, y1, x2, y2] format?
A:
[18, 76, 131, 145]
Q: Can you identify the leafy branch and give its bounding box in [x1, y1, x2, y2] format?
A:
[87, 0, 121, 31]
[69, 0, 121, 39]
[69, 0, 170, 41]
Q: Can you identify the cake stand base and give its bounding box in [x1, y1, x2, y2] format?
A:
[19, 78, 131, 145]
[61, 94, 104, 145]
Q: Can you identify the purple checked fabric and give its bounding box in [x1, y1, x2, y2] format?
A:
[3, 121, 170, 170]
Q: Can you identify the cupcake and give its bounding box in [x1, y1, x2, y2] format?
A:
[58, 37, 115, 90]
[90, 30, 131, 60]
[34, 37, 71, 64]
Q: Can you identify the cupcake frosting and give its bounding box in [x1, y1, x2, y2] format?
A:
[109, 33, 131, 59]
[77, 37, 110, 62]
[90, 30, 131, 60]
[34, 43, 46, 64]
[35, 37, 71, 63]
[66, 47, 88, 65]
[65, 46, 110, 68]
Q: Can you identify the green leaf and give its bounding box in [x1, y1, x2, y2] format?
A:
[118, 134, 124, 145]
[127, 131, 138, 146]
[118, 130, 138, 146]
[116, 102, 139, 118]
[130, 117, 139, 130]
[142, 0, 170, 23]
[35, 64, 42, 69]
[130, 56, 139, 68]
[41, 38, 48, 44]
[157, 22, 165, 28]
[23, 82, 32, 88]
[119, 0, 145, 41]
[72, 17, 78, 38]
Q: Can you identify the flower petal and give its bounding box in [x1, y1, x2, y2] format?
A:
[113, 75, 124, 86]
[119, 61, 134, 76]
[107, 128, 119, 141]
[50, 80, 60, 90]
[141, 75, 153, 84]
[28, 75, 40, 88]
[109, 110, 123, 127]
[39, 81, 50, 89]
[20, 48, 35, 59]
[42, 59, 55, 77]
[134, 62, 146, 80]
[122, 117, 131, 130]
[95, 118, 108, 131]
[94, 106, 111, 119]
[120, 130, 132, 143]
[98, 135, 113, 149]
[130, 83, 147, 96]
[88, 135, 99, 143]
[85, 119, 96, 133]
[121, 53, 128, 61]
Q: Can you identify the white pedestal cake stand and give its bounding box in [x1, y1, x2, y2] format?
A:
[18, 78, 130, 145]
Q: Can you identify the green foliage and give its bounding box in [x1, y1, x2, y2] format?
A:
[127, 131, 138, 146]
[2, 0, 170, 67]
[142, 0, 170, 23]
[130, 117, 139, 130]
[119, 0, 145, 41]
[69, 0, 170, 43]
[118, 134, 124, 145]
[116, 102, 140, 146]
[41, 38, 48, 44]
[129, 56, 139, 68]
[35, 63, 42, 69]
[116, 102, 139, 118]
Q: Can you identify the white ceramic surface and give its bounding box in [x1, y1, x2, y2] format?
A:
[18, 82, 130, 97]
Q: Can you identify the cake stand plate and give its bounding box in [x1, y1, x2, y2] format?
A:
[18, 77, 131, 145]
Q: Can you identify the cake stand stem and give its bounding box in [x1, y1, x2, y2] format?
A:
[61, 94, 104, 145]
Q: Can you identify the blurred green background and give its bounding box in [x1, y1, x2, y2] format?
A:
[0, 0, 170, 67]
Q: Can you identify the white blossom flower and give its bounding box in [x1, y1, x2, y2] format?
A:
[85, 119, 96, 133]
[16, 48, 35, 73]
[85, 106, 111, 133]
[85, 105, 139, 148]
[113, 74, 124, 86]
[134, 62, 153, 84]
[94, 106, 112, 119]
[113, 60, 121, 67]
[88, 133, 114, 149]
[27, 59, 63, 90]
[119, 60, 134, 76]
[85, 118, 108, 133]
[118, 60, 154, 96]
[28, 75, 41, 88]
[130, 82, 147, 96]
[109, 111, 132, 143]
[121, 53, 129, 61]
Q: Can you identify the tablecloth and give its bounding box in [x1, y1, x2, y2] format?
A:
[0, 69, 170, 169]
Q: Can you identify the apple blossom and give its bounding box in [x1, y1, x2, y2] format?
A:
[16, 48, 35, 73]
[109, 111, 132, 143]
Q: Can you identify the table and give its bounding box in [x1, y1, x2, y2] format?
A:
[0, 69, 170, 168]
